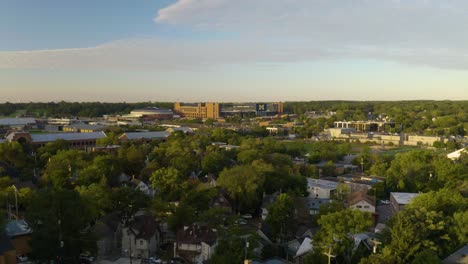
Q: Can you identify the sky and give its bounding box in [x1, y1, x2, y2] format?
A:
[1, 0, 468, 102]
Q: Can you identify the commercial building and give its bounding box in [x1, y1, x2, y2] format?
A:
[333, 121, 395, 132]
[63, 123, 106, 133]
[128, 107, 174, 120]
[174, 102, 220, 119]
[5, 131, 106, 148]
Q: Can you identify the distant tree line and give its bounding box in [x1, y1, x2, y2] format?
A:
[0, 101, 174, 117]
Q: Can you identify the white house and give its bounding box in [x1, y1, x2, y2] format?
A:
[348, 191, 376, 214]
[121, 214, 160, 259]
[176, 224, 217, 263]
[307, 178, 338, 199]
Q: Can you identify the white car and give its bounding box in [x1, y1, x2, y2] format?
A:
[241, 214, 253, 219]
[80, 253, 95, 262]
[380, 200, 390, 205]
[17, 255, 29, 263]
[150, 257, 163, 264]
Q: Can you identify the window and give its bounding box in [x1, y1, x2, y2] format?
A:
[356, 205, 362, 208]
[364, 206, 369, 208]
[140, 240, 144, 246]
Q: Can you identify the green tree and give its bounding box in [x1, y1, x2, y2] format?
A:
[201, 151, 231, 175]
[211, 228, 259, 264]
[150, 167, 185, 200]
[266, 193, 295, 242]
[386, 150, 434, 192]
[217, 165, 265, 213]
[26, 189, 95, 263]
[313, 208, 373, 264]
[42, 150, 89, 188]
[75, 183, 111, 219]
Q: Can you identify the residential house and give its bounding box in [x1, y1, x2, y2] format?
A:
[176, 224, 217, 264]
[442, 244, 468, 264]
[306, 179, 338, 199]
[210, 190, 233, 213]
[0, 233, 15, 264]
[390, 192, 420, 215]
[132, 179, 155, 197]
[5, 220, 32, 259]
[292, 237, 313, 264]
[121, 214, 160, 259]
[93, 213, 122, 260]
[303, 197, 331, 216]
[348, 191, 376, 214]
[261, 192, 280, 220]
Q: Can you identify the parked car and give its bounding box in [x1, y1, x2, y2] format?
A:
[79, 252, 95, 263]
[380, 200, 390, 205]
[241, 214, 253, 219]
[17, 255, 29, 263]
[150, 256, 163, 264]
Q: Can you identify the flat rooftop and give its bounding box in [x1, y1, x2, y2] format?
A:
[391, 192, 420, 205]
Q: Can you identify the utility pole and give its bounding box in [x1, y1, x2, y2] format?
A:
[12, 185, 18, 219]
[360, 157, 364, 173]
[372, 239, 382, 254]
[323, 246, 336, 264]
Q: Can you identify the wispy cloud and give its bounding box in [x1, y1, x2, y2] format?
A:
[1, 0, 468, 70]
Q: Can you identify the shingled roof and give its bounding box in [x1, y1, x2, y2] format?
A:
[129, 214, 159, 240]
[176, 224, 217, 246]
[348, 190, 376, 207]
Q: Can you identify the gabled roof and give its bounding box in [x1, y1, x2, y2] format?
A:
[30, 131, 107, 143]
[443, 244, 468, 264]
[176, 224, 217, 246]
[295, 237, 313, 257]
[348, 191, 376, 207]
[129, 214, 158, 240]
[5, 220, 32, 237]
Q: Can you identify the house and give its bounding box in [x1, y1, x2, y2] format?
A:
[5, 220, 32, 258]
[348, 191, 376, 213]
[306, 179, 338, 199]
[93, 213, 122, 259]
[442, 244, 468, 264]
[132, 179, 155, 197]
[390, 192, 420, 215]
[210, 190, 233, 213]
[261, 192, 280, 220]
[303, 197, 331, 215]
[176, 223, 217, 263]
[293, 237, 313, 264]
[121, 214, 160, 259]
[0, 233, 16, 264]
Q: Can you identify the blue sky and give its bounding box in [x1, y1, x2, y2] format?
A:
[1, 0, 468, 102]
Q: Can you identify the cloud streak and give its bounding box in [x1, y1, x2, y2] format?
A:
[1, 0, 468, 70]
